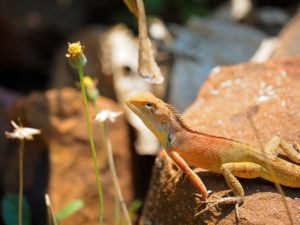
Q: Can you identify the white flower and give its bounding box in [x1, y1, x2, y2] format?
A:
[95, 110, 122, 123]
[5, 121, 41, 140]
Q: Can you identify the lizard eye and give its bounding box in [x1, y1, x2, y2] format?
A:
[145, 102, 153, 109]
[144, 102, 156, 113]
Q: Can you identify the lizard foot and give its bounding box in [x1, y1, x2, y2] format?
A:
[194, 190, 232, 203]
[193, 190, 212, 201]
[194, 196, 243, 219]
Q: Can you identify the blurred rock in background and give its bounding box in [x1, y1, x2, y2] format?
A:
[8, 88, 133, 225]
[271, 9, 300, 59]
[167, 16, 266, 111]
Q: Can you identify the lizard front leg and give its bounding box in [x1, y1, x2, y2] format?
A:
[168, 150, 208, 200]
[196, 162, 266, 219]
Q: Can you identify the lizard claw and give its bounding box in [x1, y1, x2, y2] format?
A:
[194, 196, 243, 218]
[193, 190, 212, 201]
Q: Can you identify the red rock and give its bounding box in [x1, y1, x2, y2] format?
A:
[140, 57, 300, 225]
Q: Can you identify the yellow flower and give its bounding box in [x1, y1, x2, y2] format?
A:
[83, 76, 96, 89]
[66, 41, 87, 68]
[66, 42, 83, 58]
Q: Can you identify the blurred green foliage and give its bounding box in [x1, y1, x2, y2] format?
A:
[114, 0, 215, 28]
[127, 199, 142, 222]
[56, 199, 84, 222]
[1, 194, 31, 225]
[144, 0, 210, 22]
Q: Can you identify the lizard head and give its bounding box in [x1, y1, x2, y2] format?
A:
[125, 92, 171, 144]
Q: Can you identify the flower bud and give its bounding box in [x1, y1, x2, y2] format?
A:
[83, 76, 99, 103]
[66, 41, 87, 68]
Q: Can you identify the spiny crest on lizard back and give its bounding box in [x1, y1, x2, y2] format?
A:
[166, 104, 201, 134]
[166, 103, 248, 143]
[166, 104, 241, 143]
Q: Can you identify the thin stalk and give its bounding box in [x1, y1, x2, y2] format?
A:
[113, 192, 121, 225]
[77, 66, 104, 225]
[45, 194, 58, 225]
[247, 112, 294, 225]
[101, 123, 132, 225]
[92, 102, 132, 225]
[18, 139, 24, 225]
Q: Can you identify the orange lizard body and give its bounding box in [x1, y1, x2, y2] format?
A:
[171, 132, 300, 188]
[126, 92, 300, 215]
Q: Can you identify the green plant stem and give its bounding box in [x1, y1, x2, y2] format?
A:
[77, 66, 104, 225]
[18, 139, 24, 225]
[91, 101, 132, 225]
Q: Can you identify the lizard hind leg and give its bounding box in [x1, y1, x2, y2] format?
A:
[264, 136, 300, 164]
[280, 139, 300, 164]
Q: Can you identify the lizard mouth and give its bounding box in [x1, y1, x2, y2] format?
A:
[125, 99, 140, 115]
[125, 99, 151, 122]
[125, 99, 134, 110]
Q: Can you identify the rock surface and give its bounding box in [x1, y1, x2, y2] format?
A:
[9, 88, 133, 225]
[140, 56, 300, 225]
[272, 9, 300, 59]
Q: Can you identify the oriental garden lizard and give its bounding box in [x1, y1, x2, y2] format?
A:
[125, 92, 300, 218]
